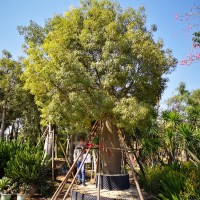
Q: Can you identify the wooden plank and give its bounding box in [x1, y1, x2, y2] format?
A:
[52, 128, 55, 181]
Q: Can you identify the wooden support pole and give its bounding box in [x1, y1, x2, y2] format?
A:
[127, 151, 144, 200]
[51, 145, 86, 200]
[97, 146, 101, 200]
[63, 147, 92, 200]
[118, 129, 144, 200]
[55, 134, 58, 159]
[66, 137, 70, 156]
[58, 140, 71, 168]
[52, 129, 55, 181]
[93, 150, 97, 176]
[36, 126, 49, 147]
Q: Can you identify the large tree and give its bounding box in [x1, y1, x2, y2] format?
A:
[22, 0, 177, 174]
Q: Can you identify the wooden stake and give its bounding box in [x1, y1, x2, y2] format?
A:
[51, 145, 85, 200]
[66, 137, 70, 156]
[63, 147, 92, 200]
[55, 134, 58, 159]
[52, 129, 55, 181]
[118, 129, 144, 200]
[36, 126, 48, 147]
[58, 140, 71, 169]
[97, 146, 101, 200]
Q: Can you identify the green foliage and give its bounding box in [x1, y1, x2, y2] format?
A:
[0, 177, 11, 193]
[0, 50, 22, 139]
[0, 140, 49, 189]
[162, 111, 182, 128]
[5, 141, 48, 185]
[0, 50, 41, 141]
[140, 163, 200, 199]
[187, 89, 200, 128]
[139, 166, 166, 194]
[193, 31, 200, 45]
[0, 141, 20, 178]
[113, 97, 150, 131]
[166, 82, 189, 115]
[21, 0, 177, 132]
[158, 172, 185, 200]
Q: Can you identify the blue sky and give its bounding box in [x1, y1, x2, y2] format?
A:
[0, 0, 199, 108]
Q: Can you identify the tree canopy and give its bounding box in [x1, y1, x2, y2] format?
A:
[22, 0, 177, 132]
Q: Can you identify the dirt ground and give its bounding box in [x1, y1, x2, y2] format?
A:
[28, 173, 154, 200]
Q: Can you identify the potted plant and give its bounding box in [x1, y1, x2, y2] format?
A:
[0, 177, 12, 200]
[17, 183, 29, 200]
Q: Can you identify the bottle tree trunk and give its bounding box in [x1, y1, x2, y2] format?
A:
[100, 119, 122, 174]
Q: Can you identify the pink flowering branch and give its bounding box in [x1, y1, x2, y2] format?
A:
[176, 5, 200, 65]
[176, 5, 200, 32]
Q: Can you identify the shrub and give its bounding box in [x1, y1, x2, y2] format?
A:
[139, 166, 165, 194]
[4, 141, 48, 186]
[158, 171, 185, 200]
[0, 141, 20, 178]
[139, 163, 200, 199]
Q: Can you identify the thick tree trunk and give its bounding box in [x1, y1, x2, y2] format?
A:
[0, 105, 7, 140]
[100, 119, 122, 174]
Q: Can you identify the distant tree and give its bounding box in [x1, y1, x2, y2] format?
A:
[163, 84, 200, 162]
[187, 89, 200, 128]
[0, 50, 22, 139]
[0, 50, 41, 140]
[166, 82, 190, 115]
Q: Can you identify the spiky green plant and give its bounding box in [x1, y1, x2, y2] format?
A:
[5, 142, 48, 185]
